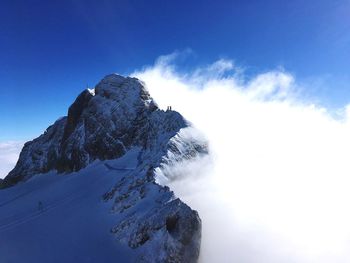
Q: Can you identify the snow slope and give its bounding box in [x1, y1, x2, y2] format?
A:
[0, 158, 134, 262]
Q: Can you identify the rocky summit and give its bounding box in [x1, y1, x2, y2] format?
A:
[0, 74, 208, 263]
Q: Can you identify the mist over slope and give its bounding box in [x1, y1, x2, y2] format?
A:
[0, 142, 23, 179]
[134, 54, 350, 263]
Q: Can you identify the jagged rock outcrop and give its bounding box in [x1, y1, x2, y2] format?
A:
[3, 74, 186, 187]
[2, 74, 208, 262]
[104, 160, 202, 263]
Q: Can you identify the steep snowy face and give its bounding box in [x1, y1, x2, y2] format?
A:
[2, 74, 187, 187]
[1, 73, 208, 262]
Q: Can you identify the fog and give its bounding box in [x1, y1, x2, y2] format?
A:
[133, 54, 350, 262]
[0, 141, 23, 179]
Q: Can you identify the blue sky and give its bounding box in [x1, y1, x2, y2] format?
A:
[1, 0, 350, 140]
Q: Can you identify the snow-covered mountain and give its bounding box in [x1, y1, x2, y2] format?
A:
[0, 74, 208, 262]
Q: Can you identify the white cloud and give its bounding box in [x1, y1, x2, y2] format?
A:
[133, 53, 350, 263]
[0, 141, 23, 179]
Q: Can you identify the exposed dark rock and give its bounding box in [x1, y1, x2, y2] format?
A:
[62, 89, 93, 142]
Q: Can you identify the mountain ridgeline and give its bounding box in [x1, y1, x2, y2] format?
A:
[1, 74, 208, 262]
[4, 74, 186, 186]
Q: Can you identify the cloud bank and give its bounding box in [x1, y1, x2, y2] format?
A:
[0, 141, 23, 179]
[133, 53, 350, 263]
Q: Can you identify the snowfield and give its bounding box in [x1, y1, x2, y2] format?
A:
[0, 152, 137, 262]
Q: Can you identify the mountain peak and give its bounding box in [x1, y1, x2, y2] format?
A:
[2, 74, 181, 188]
[0, 73, 207, 263]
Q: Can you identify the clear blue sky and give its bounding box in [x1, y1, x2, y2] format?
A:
[1, 0, 350, 140]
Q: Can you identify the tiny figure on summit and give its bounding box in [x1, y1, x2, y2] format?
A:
[166, 106, 172, 111]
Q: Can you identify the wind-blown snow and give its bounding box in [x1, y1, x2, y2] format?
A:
[133, 53, 350, 263]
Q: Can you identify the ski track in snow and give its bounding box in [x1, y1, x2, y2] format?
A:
[104, 163, 135, 171]
[0, 174, 103, 233]
[0, 151, 142, 263]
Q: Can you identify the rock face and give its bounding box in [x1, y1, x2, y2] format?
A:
[2, 74, 208, 262]
[104, 154, 202, 263]
[4, 74, 185, 186]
